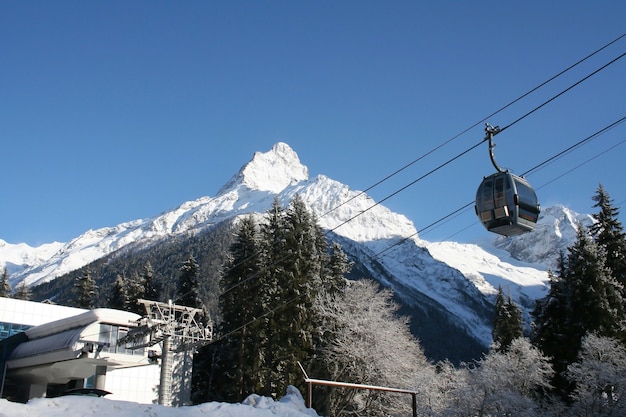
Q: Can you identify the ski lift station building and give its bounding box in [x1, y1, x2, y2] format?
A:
[0, 297, 185, 404]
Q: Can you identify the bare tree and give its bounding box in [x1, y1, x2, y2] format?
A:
[567, 334, 626, 416]
[441, 338, 554, 417]
[315, 279, 433, 417]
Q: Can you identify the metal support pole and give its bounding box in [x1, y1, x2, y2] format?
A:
[306, 381, 312, 408]
[94, 365, 107, 390]
[412, 393, 417, 417]
[158, 336, 172, 406]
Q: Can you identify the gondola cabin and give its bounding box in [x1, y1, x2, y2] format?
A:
[475, 172, 540, 236]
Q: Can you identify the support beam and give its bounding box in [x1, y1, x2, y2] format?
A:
[158, 336, 172, 406]
[94, 365, 107, 390]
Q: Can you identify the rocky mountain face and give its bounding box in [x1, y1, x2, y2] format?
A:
[0, 142, 591, 362]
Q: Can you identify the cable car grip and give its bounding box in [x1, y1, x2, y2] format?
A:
[484, 123, 506, 173]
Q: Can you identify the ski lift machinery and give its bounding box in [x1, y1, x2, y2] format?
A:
[475, 124, 540, 236]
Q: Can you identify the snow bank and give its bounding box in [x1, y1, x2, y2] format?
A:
[0, 386, 320, 417]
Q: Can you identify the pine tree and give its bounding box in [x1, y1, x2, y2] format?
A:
[324, 241, 350, 295]
[256, 197, 288, 397]
[143, 262, 161, 301]
[213, 215, 265, 402]
[533, 226, 626, 396]
[126, 271, 145, 314]
[566, 227, 626, 343]
[272, 194, 327, 397]
[74, 268, 97, 309]
[0, 267, 12, 297]
[109, 273, 129, 310]
[590, 184, 626, 292]
[177, 255, 202, 308]
[199, 196, 354, 403]
[492, 285, 524, 352]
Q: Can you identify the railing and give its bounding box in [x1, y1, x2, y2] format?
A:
[298, 362, 418, 417]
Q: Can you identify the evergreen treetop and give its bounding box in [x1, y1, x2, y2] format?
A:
[591, 184, 626, 288]
[492, 285, 524, 352]
[73, 268, 97, 309]
[0, 267, 11, 297]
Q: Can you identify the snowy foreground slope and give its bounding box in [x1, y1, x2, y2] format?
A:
[0, 387, 318, 417]
[0, 143, 594, 351]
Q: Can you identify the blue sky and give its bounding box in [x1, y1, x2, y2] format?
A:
[1, 1, 625, 246]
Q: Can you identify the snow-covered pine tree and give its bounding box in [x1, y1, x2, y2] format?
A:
[177, 255, 202, 309]
[126, 271, 146, 315]
[591, 184, 626, 300]
[492, 285, 524, 352]
[533, 225, 626, 397]
[1, 267, 12, 297]
[73, 268, 96, 309]
[109, 273, 129, 310]
[325, 241, 351, 295]
[263, 194, 328, 398]
[142, 261, 161, 301]
[566, 227, 626, 347]
[256, 196, 288, 398]
[214, 215, 265, 402]
[532, 254, 571, 378]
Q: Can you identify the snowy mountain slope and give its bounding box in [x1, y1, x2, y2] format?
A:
[427, 241, 549, 330]
[491, 204, 594, 266]
[0, 142, 587, 350]
[0, 240, 64, 278]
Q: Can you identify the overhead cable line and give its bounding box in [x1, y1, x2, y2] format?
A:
[499, 50, 626, 133]
[211, 133, 626, 345]
[217, 37, 626, 301]
[438, 136, 626, 242]
[521, 116, 626, 177]
[371, 116, 626, 258]
[207, 35, 626, 341]
[534, 138, 626, 192]
[319, 33, 626, 220]
[331, 49, 626, 238]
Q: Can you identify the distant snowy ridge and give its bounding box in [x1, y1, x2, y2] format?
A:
[2, 142, 419, 287]
[0, 142, 590, 349]
[492, 204, 594, 266]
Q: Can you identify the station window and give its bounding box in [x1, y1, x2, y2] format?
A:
[97, 324, 144, 356]
[0, 322, 31, 341]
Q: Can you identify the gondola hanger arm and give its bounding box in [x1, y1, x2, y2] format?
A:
[484, 123, 506, 173]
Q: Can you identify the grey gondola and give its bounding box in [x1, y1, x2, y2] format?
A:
[475, 124, 541, 236]
[475, 172, 540, 236]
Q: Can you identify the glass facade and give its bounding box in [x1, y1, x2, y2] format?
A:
[0, 321, 31, 341]
[97, 324, 145, 356]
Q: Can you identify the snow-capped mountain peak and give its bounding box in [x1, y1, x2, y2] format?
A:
[0, 142, 593, 357]
[217, 142, 308, 195]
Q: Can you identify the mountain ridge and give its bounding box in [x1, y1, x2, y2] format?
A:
[0, 142, 592, 356]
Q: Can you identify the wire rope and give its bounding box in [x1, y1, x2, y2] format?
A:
[202, 36, 626, 344]
[372, 116, 626, 258]
[329, 49, 626, 237]
[213, 38, 626, 318]
[319, 33, 626, 219]
[499, 50, 626, 133]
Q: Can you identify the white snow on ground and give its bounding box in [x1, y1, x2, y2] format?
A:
[0, 386, 319, 417]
